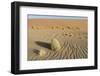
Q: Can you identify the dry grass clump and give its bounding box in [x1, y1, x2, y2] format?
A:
[51, 38, 61, 51]
[39, 49, 46, 57]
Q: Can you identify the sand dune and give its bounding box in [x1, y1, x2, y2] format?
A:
[28, 19, 88, 61]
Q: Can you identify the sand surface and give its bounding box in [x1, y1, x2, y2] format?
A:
[28, 19, 88, 61]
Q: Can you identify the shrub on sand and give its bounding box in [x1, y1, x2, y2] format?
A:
[51, 38, 61, 51]
[39, 49, 46, 57]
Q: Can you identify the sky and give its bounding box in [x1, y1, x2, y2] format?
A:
[28, 14, 88, 20]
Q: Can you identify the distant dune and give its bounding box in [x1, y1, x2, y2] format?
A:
[28, 19, 88, 61]
[28, 19, 87, 31]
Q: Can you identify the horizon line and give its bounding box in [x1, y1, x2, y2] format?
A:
[28, 14, 88, 20]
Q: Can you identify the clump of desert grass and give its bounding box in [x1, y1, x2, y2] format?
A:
[39, 48, 46, 57]
[51, 38, 61, 51]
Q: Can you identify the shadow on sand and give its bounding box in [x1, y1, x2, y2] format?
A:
[35, 41, 51, 50]
[32, 49, 40, 55]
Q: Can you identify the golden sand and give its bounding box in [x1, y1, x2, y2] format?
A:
[28, 19, 88, 60]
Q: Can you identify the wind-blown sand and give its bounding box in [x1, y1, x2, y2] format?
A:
[28, 19, 88, 61]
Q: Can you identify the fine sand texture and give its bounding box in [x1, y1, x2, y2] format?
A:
[28, 19, 88, 61]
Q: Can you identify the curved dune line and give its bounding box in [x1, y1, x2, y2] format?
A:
[70, 40, 77, 59]
[74, 36, 87, 57]
[65, 44, 72, 58]
[74, 41, 85, 58]
[54, 34, 70, 59]
[73, 40, 82, 58]
[75, 41, 87, 58]
[59, 35, 70, 59]
[70, 42, 77, 59]
[78, 45, 87, 58]
[71, 40, 77, 59]
[45, 51, 52, 60]
[48, 34, 66, 59]
[51, 53, 59, 60]
[81, 49, 87, 58]
[64, 38, 75, 59]
[77, 39, 88, 54]
[63, 41, 71, 59]
[75, 40, 85, 58]
[45, 33, 67, 59]
[55, 41, 67, 59]
[60, 41, 68, 59]
[60, 34, 73, 59]
[75, 44, 83, 58]
[69, 41, 75, 59]
[45, 34, 61, 59]
[47, 40, 65, 59]
[52, 37, 67, 59]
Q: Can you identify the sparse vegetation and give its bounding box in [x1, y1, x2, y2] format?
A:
[51, 38, 61, 51]
[39, 49, 46, 57]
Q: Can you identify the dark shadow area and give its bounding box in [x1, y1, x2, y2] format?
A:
[35, 41, 51, 50]
[32, 49, 40, 55]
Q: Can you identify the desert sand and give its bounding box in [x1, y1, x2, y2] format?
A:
[28, 19, 88, 61]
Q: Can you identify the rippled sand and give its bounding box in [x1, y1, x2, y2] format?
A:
[28, 19, 88, 61]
